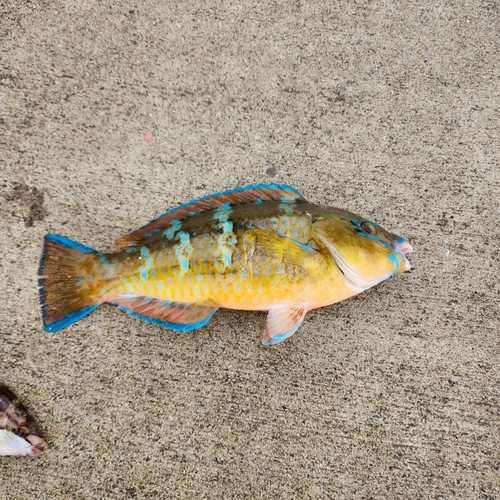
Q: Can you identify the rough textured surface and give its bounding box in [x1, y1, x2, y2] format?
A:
[1, 1, 498, 498]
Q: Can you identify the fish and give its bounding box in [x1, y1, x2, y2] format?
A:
[0, 384, 48, 457]
[39, 184, 412, 345]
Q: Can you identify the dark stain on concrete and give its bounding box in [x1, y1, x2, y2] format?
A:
[266, 166, 277, 177]
[10, 183, 47, 227]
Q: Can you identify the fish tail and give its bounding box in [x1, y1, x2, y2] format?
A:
[39, 234, 102, 332]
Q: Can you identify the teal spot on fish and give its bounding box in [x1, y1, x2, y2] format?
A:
[164, 227, 176, 239]
[192, 284, 201, 298]
[212, 203, 232, 222]
[240, 268, 248, 280]
[222, 248, 232, 266]
[126, 247, 134, 253]
[174, 231, 191, 274]
[140, 269, 148, 281]
[140, 246, 149, 257]
[279, 202, 294, 215]
[100, 255, 107, 262]
[196, 274, 204, 283]
[202, 283, 209, 294]
[178, 231, 189, 245]
[113, 258, 119, 264]
[221, 221, 233, 233]
[171, 220, 181, 229]
[101, 288, 106, 296]
[179, 256, 189, 273]
[157, 280, 164, 289]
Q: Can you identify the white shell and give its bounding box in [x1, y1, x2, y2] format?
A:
[0, 429, 42, 457]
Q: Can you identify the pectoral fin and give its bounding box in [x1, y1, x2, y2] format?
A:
[262, 304, 308, 345]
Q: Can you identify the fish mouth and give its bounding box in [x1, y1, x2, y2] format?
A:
[394, 237, 413, 255]
[392, 237, 413, 271]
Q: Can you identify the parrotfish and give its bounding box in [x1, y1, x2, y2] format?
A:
[0, 385, 48, 457]
[39, 184, 412, 344]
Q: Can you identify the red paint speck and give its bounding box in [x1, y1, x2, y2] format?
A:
[145, 133, 153, 141]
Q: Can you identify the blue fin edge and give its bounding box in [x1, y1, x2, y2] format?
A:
[43, 305, 100, 333]
[112, 302, 217, 332]
[262, 322, 302, 346]
[43, 234, 96, 253]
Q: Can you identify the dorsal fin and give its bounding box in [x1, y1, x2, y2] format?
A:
[112, 184, 306, 250]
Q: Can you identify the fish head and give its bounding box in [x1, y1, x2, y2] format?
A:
[311, 209, 413, 290]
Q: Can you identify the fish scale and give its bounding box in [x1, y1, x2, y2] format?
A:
[39, 184, 412, 344]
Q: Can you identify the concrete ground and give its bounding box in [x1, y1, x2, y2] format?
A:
[1, 1, 498, 498]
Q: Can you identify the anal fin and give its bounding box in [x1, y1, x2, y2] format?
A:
[111, 296, 218, 332]
[262, 304, 308, 345]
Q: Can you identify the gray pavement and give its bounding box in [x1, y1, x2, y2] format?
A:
[1, 1, 498, 498]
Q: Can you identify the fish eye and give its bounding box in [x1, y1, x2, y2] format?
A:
[360, 222, 377, 235]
